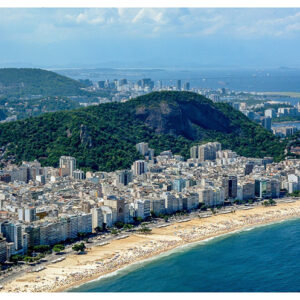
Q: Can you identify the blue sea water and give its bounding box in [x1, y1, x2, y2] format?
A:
[70, 218, 300, 292]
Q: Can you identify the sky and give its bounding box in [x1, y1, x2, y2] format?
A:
[1, 8, 300, 68]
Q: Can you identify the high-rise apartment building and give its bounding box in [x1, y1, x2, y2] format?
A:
[190, 145, 198, 159]
[173, 178, 186, 192]
[198, 142, 222, 162]
[190, 142, 221, 161]
[265, 108, 276, 118]
[132, 160, 147, 176]
[73, 169, 85, 180]
[91, 208, 104, 232]
[136, 142, 149, 156]
[116, 170, 133, 186]
[222, 175, 238, 200]
[59, 156, 76, 177]
[261, 117, 272, 131]
[0, 236, 7, 263]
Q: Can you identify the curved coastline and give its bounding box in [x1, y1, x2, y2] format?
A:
[2, 200, 300, 293]
[68, 215, 300, 292]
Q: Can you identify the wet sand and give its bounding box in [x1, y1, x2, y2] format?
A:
[2, 201, 300, 293]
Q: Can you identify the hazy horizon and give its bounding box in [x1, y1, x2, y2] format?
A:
[1, 8, 300, 69]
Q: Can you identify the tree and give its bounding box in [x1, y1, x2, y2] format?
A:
[139, 225, 152, 234]
[24, 256, 34, 263]
[72, 243, 86, 253]
[201, 205, 208, 211]
[33, 245, 51, 253]
[150, 211, 157, 218]
[110, 228, 119, 235]
[136, 217, 143, 223]
[10, 255, 24, 263]
[115, 221, 124, 229]
[262, 200, 270, 207]
[77, 232, 87, 240]
[268, 199, 276, 206]
[123, 224, 134, 230]
[164, 215, 169, 222]
[53, 244, 65, 254]
[94, 226, 103, 233]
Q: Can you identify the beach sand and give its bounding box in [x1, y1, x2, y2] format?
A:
[2, 201, 300, 293]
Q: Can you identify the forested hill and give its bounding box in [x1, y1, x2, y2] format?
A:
[0, 91, 286, 171]
[0, 68, 86, 96]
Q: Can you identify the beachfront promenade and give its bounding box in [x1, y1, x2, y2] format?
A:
[1, 197, 300, 293]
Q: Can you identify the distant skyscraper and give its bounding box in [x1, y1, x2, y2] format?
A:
[176, 80, 181, 91]
[142, 78, 154, 89]
[158, 80, 163, 89]
[118, 78, 128, 86]
[265, 108, 276, 118]
[232, 102, 240, 110]
[246, 111, 255, 121]
[210, 94, 220, 102]
[261, 117, 272, 131]
[183, 82, 190, 91]
[98, 81, 105, 88]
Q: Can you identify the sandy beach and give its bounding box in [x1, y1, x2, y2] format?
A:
[2, 200, 300, 293]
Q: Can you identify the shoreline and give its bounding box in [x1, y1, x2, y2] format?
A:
[2, 201, 300, 292]
[68, 216, 298, 292]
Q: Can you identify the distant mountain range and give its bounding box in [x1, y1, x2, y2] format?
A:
[0, 91, 285, 172]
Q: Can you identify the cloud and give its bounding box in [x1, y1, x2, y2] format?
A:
[1, 8, 300, 43]
[235, 10, 300, 37]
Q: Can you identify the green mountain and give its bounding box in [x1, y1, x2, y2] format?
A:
[0, 91, 285, 171]
[0, 68, 86, 96]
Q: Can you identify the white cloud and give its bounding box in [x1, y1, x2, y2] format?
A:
[1, 8, 300, 43]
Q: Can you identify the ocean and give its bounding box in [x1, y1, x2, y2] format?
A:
[70, 218, 300, 292]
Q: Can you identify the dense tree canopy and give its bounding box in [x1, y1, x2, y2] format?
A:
[0, 68, 87, 96]
[0, 91, 286, 172]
